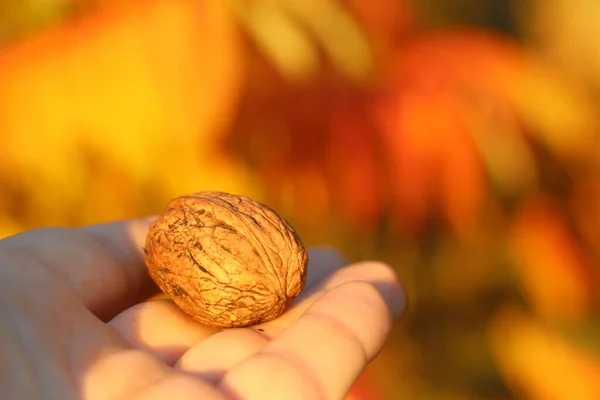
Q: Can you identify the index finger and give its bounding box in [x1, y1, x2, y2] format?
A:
[1, 217, 158, 321]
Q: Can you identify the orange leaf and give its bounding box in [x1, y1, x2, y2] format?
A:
[389, 29, 597, 162]
[342, 0, 414, 51]
[571, 176, 600, 257]
[327, 98, 382, 231]
[375, 82, 486, 235]
[437, 99, 486, 240]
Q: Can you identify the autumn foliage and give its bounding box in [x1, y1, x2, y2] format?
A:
[1, 0, 599, 399]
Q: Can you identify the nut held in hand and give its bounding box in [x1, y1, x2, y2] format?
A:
[144, 191, 308, 328]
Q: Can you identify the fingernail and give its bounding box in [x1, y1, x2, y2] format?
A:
[383, 282, 408, 320]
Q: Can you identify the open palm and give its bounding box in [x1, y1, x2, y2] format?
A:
[0, 217, 405, 400]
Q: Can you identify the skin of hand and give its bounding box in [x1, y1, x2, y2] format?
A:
[0, 217, 406, 400]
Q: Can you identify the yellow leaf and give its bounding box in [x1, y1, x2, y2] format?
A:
[0, 0, 250, 229]
[231, 0, 373, 84]
[230, 0, 320, 85]
[489, 308, 600, 400]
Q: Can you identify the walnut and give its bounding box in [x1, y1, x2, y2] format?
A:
[143, 191, 308, 328]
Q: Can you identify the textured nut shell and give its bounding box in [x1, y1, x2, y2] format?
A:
[144, 191, 308, 328]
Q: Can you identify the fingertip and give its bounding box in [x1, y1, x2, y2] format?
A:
[80, 215, 159, 256]
[71, 216, 161, 318]
[238, 278, 400, 399]
[307, 246, 348, 266]
[348, 261, 407, 320]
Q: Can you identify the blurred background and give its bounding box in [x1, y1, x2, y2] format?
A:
[1, 0, 600, 398]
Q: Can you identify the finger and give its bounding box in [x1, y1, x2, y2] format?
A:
[134, 247, 345, 376]
[257, 261, 404, 337]
[130, 373, 228, 400]
[245, 247, 346, 334]
[83, 348, 226, 400]
[219, 264, 406, 400]
[169, 247, 346, 378]
[81, 349, 168, 400]
[1, 217, 158, 320]
[109, 299, 218, 365]
[80, 217, 160, 316]
[302, 247, 348, 290]
[175, 329, 270, 384]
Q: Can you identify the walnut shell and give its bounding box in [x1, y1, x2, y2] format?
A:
[144, 191, 308, 328]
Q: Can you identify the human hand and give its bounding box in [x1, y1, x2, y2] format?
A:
[0, 217, 406, 400]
